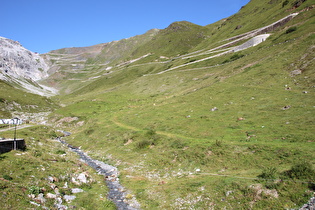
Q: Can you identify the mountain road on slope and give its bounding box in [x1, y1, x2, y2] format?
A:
[0, 124, 33, 132]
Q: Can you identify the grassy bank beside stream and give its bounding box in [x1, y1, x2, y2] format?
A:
[0, 125, 115, 209]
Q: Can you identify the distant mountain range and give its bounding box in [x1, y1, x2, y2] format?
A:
[1, 0, 313, 97]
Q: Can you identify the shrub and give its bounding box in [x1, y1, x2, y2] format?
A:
[32, 150, 42, 157]
[214, 139, 223, 147]
[188, 59, 197, 63]
[84, 128, 94, 135]
[3, 175, 13, 180]
[282, 0, 289, 7]
[135, 140, 152, 149]
[222, 53, 244, 64]
[170, 139, 186, 149]
[145, 129, 156, 137]
[258, 167, 278, 180]
[28, 186, 42, 195]
[284, 161, 315, 180]
[222, 59, 230, 64]
[55, 149, 66, 155]
[292, 0, 307, 8]
[285, 26, 297, 34]
[49, 130, 59, 138]
[230, 53, 244, 61]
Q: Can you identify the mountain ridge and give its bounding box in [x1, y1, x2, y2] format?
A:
[38, 0, 314, 95]
[2, 0, 311, 96]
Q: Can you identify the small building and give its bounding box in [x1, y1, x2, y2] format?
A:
[0, 138, 25, 153]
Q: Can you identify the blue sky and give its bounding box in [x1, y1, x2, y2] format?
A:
[1, 0, 250, 54]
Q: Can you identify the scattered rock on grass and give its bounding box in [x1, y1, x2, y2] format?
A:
[300, 196, 315, 209]
[77, 173, 88, 184]
[63, 195, 76, 202]
[46, 193, 57, 199]
[34, 193, 46, 204]
[249, 184, 279, 200]
[211, 107, 218, 111]
[71, 188, 84, 193]
[71, 172, 91, 185]
[282, 105, 291, 110]
[290, 69, 302, 76]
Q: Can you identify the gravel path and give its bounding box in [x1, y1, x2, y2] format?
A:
[57, 137, 140, 210]
[0, 124, 33, 132]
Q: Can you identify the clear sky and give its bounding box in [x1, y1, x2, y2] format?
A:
[1, 0, 250, 54]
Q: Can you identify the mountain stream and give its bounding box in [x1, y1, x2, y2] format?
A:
[57, 134, 140, 210]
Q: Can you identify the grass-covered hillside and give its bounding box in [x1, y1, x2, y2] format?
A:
[47, 0, 315, 209]
[42, 29, 160, 94]
[0, 126, 115, 209]
[0, 80, 57, 119]
[1, 0, 314, 209]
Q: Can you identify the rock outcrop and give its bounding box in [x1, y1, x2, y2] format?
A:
[0, 37, 49, 80]
[0, 36, 57, 96]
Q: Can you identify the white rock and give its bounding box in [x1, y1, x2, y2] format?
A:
[226, 190, 233, 197]
[71, 177, 80, 185]
[46, 193, 57, 199]
[71, 188, 84, 193]
[63, 195, 76, 202]
[55, 197, 63, 205]
[211, 107, 218, 111]
[63, 182, 68, 188]
[77, 173, 87, 183]
[30, 201, 40, 206]
[35, 193, 46, 203]
[48, 176, 54, 183]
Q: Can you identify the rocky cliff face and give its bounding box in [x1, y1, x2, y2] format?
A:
[0, 37, 49, 80]
[0, 36, 57, 96]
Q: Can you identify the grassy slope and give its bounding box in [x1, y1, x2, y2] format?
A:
[0, 80, 57, 118]
[51, 0, 315, 209]
[1, 0, 314, 209]
[131, 21, 208, 58]
[0, 126, 115, 209]
[43, 29, 159, 95]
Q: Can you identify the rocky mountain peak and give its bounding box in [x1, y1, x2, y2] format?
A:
[0, 36, 49, 81]
[0, 36, 57, 96]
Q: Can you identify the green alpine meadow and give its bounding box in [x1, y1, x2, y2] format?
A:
[0, 0, 314, 209]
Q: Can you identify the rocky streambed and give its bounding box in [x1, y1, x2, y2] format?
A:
[57, 136, 140, 210]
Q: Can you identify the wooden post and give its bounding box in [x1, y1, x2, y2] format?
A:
[12, 118, 19, 150]
[14, 123, 17, 150]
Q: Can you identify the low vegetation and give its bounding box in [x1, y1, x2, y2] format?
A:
[0, 126, 115, 209]
[0, 80, 57, 118]
[1, 0, 314, 209]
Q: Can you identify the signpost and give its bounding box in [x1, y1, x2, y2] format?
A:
[13, 118, 18, 150]
[0, 118, 23, 150]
